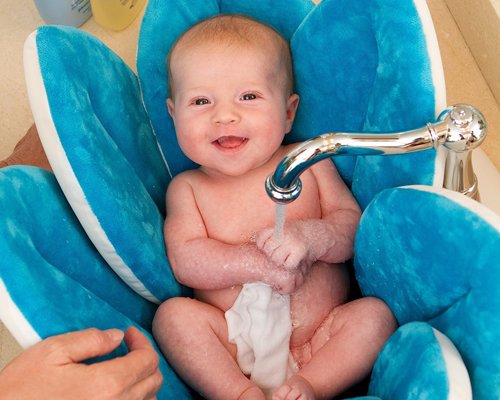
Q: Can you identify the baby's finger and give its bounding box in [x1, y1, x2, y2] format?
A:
[283, 252, 302, 271]
[261, 236, 281, 258]
[270, 246, 292, 269]
[255, 228, 274, 249]
[273, 274, 293, 295]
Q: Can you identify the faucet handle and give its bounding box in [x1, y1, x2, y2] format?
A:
[441, 104, 487, 153]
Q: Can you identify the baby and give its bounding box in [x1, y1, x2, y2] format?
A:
[153, 14, 397, 400]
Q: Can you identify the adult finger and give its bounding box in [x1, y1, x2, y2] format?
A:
[124, 368, 164, 400]
[96, 327, 160, 388]
[124, 326, 153, 353]
[124, 326, 160, 382]
[41, 328, 124, 364]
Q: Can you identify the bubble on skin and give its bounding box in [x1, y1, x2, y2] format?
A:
[248, 232, 257, 243]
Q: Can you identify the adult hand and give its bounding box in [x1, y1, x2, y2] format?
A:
[0, 326, 163, 400]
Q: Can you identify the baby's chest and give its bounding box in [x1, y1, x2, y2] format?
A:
[200, 192, 276, 243]
[196, 176, 321, 244]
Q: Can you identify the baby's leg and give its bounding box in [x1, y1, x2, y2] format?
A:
[153, 297, 265, 400]
[275, 297, 396, 399]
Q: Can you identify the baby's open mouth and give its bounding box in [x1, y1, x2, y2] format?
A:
[214, 136, 248, 150]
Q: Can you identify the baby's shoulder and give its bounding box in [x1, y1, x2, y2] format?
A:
[167, 169, 202, 194]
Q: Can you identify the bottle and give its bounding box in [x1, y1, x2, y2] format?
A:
[90, 0, 147, 31]
[34, 0, 92, 27]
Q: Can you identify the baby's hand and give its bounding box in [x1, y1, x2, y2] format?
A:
[265, 266, 305, 295]
[256, 225, 310, 271]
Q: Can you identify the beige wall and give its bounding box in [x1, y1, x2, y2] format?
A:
[445, 0, 500, 104]
[427, 0, 500, 171]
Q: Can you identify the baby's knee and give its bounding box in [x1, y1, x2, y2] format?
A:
[333, 297, 396, 338]
[153, 297, 197, 336]
[356, 297, 397, 338]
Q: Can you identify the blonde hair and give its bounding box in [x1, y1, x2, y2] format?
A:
[167, 14, 294, 98]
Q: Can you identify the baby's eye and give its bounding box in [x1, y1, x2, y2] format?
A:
[240, 93, 257, 101]
[193, 98, 210, 105]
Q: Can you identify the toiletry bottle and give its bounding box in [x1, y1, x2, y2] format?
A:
[90, 0, 147, 31]
[34, 0, 92, 27]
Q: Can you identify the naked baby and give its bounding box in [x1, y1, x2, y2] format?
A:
[153, 14, 397, 400]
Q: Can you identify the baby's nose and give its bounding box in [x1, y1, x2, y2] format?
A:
[211, 103, 241, 125]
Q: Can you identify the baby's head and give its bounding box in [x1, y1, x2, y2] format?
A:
[166, 15, 300, 178]
[167, 14, 294, 100]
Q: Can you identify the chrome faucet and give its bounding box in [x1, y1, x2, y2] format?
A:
[265, 104, 487, 204]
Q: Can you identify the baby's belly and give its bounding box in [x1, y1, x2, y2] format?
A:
[195, 262, 350, 347]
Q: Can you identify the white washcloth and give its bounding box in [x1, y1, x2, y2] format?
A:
[225, 282, 293, 395]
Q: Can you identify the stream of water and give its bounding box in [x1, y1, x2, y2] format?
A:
[273, 203, 287, 242]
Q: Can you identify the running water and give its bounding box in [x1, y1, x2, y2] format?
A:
[273, 203, 287, 242]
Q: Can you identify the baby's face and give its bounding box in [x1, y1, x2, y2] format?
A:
[167, 42, 298, 178]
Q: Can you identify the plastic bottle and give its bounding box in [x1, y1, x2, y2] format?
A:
[90, 0, 147, 31]
[34, 0, 92, 27]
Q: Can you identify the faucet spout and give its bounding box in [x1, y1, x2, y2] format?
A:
[266, 104, 487, 204]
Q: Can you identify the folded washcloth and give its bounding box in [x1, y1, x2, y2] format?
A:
[225, 282, 295, 396]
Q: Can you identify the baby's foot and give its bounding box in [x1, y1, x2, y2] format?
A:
[272, 375, 315, 400]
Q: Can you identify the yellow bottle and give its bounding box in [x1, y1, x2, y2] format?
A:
[90, 0, 146, 31]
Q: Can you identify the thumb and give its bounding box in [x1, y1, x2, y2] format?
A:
[45, 328, 124, 364]
[123, 326, 153, 352]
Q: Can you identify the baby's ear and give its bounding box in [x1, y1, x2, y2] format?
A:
[285, 94, 300, 134]
[166, 98, 175, 118]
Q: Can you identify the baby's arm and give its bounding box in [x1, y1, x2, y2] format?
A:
[257, 159, 360, 269]
[164, 175, 304, 294]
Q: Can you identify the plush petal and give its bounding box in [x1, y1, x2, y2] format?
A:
[24, 26, 186, 302]
[0, 166, 191, 399]
[352, 0, 446, 208]
[355, 186, 500, 399]
[368, 322, 471, 400]
[290, 0, 445, 203]
[218, 0, 314, 40]
[291, 0, 379, 137]
[0, 166, 156, 332]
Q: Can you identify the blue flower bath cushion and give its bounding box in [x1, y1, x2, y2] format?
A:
[355, 186, 500, 400]
[368, 322, 471, 400]
[0, 166, 191, 398]
[0, 166, 156, 335]
[22, 0, 447, 310]
[12, 1, 486, 398]
[23, 26, 186, 303]
[137, 0, 447, 208]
